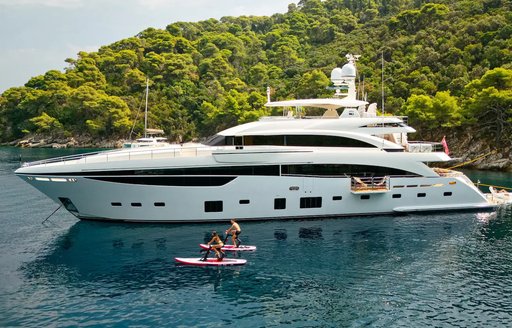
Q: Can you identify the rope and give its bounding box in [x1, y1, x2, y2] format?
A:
[42, 205, 62, 224]
[448, 151, 496, 170]
[476, 183, 512, 191]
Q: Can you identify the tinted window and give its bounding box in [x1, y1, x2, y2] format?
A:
[205, 201, 223, 212]
[274, 198, 286, 210]
[300, 197, 322, 208]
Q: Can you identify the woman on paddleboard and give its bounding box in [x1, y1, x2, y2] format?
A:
[226, 219, 241, 247]
[207, 231, 225, 260]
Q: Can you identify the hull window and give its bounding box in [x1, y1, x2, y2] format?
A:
[332, 196, 342, 201]
[239, 199, 250, 204]
[131, 202, 142, 207]
[111, 202, 122, 207]
[360, 195, 370, 200]
[205, 201, 223, 212]
[274, 198, 286, 210]
[300, 197, 322, 209]
[87, 176, 236, 186]
[417, 193, 426, 198]
[154, 202, 165, 207]
[281, 164, 415, 177]
[392, 194, 402, 199]
[444, 192, 453, 196]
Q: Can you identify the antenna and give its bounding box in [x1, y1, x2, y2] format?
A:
[144, 78, 149, 138]
[381, 52, 385, 116]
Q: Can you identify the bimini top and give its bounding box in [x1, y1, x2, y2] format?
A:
[265, 98, 368, 111]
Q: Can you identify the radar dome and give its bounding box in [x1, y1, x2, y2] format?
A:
[330, 67, 344, 84]
[340, 63, 356, 77]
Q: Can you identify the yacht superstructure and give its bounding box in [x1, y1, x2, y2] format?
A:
[15, 55, 501, 222]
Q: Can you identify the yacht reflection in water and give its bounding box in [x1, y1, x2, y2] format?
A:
[22, 221, 245, 293]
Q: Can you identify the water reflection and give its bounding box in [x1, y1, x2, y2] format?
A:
[17, 211, 512, 326]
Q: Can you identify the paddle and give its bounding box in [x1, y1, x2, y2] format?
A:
[200, 246, 211, 261]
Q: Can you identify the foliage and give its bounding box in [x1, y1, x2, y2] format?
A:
[0, 0, 511, 145]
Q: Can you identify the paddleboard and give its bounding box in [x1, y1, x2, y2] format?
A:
[199, 244, 257, 251]
[175, 257, 247, 266]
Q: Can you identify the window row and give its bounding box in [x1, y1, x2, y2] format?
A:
[109, 192, 453, 211]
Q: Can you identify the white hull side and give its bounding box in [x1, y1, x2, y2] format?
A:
[18, 174, 492, 222]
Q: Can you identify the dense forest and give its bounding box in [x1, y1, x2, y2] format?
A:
[1, 0, 511, 149]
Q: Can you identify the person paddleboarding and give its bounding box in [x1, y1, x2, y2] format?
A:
[206, 231, 225, 261]
[225, 219, 242, 247]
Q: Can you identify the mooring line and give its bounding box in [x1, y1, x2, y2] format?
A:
[42, 205, 62, 224]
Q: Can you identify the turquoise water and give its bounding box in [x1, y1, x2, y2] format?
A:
[1, 147, 512, 327]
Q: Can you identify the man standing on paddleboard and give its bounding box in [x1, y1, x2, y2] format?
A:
[226, 219, 242, 247]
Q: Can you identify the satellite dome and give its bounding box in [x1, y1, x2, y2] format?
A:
[330, 67, 344, 84]
[340, 63, 356, 78]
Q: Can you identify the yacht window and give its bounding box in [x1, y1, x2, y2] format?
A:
[392, 194, 402, 199]
[131, 202, 142, 207]
[417, 193, 426, 198]
[300, 197, 322, 208]
[111, 202, 122, 206]
[89, 176, 236, 186]
[154, 202, 165, 207]
[205, 134, 225, 146]
[274, 198, 286, 210]
[332, 196, 342, 201]
[239, 199, 250, 204]
[281, 164, 415, 177]
[218, 134, 377, 148]
[444, 192, 452, 196]
[205, 201, 223, 212]
[360, 195, 370, 200]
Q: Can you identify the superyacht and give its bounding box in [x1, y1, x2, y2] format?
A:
[15, 55, 506, 222]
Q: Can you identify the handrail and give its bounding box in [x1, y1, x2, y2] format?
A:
[351, 176, 390, 192]
[20, 146, 210, 168]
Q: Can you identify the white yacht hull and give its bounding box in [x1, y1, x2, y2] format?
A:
[17, 172, 493, 223]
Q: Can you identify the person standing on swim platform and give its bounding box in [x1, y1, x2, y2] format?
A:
[226, 219, 241, 247]
[207, 231, 225, 260]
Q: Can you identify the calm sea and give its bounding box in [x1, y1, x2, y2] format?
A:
[1, 147, 512, 327]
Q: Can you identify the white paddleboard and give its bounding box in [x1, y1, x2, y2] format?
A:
[175, 257, 247, 266]
[199, 244, 257, 251]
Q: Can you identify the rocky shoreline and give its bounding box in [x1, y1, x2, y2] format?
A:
[2, 134, 512, 171]
[3, 135, 125, 149]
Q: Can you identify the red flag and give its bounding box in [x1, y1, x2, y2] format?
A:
[441, 136, 449, 155]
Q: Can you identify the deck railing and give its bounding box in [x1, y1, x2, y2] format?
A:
[21, 146, 213, 168]
[351, 176, 390, 192]
[407, 141, 444, 153]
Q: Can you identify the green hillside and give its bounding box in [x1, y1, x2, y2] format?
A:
[1, 0, 511, 146]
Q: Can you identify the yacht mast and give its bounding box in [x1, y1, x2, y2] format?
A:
[381, 52, 385, 116]
[144, 78, 149, 138]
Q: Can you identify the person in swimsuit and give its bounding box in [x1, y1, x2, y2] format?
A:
[207, 231, 225, 260]
[225, 219, 242, 247]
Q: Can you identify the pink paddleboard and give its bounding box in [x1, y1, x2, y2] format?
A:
[175, 257, 247, 266]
